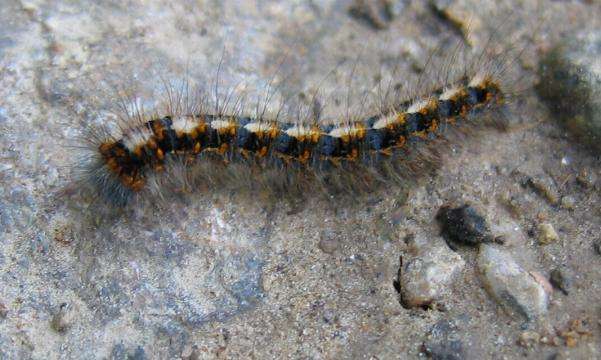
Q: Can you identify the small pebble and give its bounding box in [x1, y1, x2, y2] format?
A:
[422, 320, 465, 360]
[318, 230, 339, 254]
[560, 196, 576, 210]
[398, 242, 465, 308]
[493, 235, 507, 245]
[576, 169, 597, 188]
[538, 223, 559, 245]
[530, 271, 554, 296]
[497, 191, 527, 220]
[0, 302, 7, 319]
[526, 176, 560, 205]
[593, 239, 601, 256]
[436, 204, 493, 247]
[518, 331, 540, 348]
[478, 244, 549, 323]
[550, 268, 571, 295]
[50, 302, 76, 333]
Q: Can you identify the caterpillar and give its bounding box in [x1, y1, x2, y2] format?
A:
[72, 7, 535, 208]
[86, 74, 503, 204]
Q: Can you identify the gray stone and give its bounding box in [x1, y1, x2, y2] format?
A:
[399, 242, 465, 308]
[538, 30, 601, 152]
[517, 331, 540, 348]
[478, 245, 550, 323]
[422, 319, 465, 360]
[550, 267, 571, 295]
[560, 195, 576, 210]
[576, 169, 598, 189]
[318, 230, 340, 254]
[50, 303, 76, 334]
[538, 223, 560, 245]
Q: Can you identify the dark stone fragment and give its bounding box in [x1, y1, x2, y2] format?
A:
[50, 302, 74, 334]
[131, 346, 147, 360]
[348, 0, 397, 30]
[436, 204, 493, 247]
[593, 239, 601, 256]
[0, 302, 7, 319]
[549, 267, 571, 295]
[422, 320, 465, 360]
[318, 230, 339, 254]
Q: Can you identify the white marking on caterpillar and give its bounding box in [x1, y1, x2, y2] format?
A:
[122, 128, 153, 152]
[469, 73, 488, 87]
[210, 118, 236, 130]
[244, 122, 274, 133]
[440, 86, 463, 101]
[328, 125, 365, 138]
[406, 99, 432, 114]
[372, 114, 402, 129]
[172, 116, 198, 133]
[285, 125, 320, 138]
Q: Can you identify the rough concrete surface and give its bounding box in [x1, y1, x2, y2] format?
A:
[1, 0, 600, 359]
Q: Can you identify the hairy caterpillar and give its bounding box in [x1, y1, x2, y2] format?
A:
[72, 9, 534, 208]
